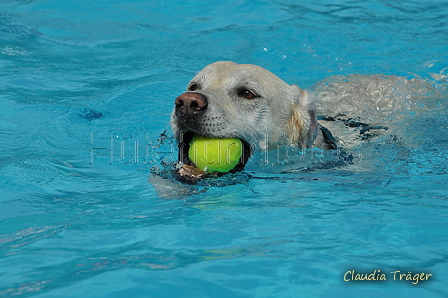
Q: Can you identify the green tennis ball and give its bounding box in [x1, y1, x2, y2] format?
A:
[188, 134, 243, 173]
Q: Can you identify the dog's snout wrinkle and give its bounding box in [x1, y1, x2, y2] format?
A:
[175, 92, 207, 116]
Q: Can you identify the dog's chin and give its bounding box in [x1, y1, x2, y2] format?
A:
[174, 129, 252, 184]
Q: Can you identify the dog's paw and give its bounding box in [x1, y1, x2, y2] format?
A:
[175, 163, 213, 184]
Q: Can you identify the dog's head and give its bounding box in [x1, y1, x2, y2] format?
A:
[170, 61, 318, 180]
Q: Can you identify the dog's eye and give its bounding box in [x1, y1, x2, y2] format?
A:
[240, 89, 257, 99]
[188, 83, 199, 91]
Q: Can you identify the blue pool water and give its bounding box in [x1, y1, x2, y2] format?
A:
[1, 0, 448, 297]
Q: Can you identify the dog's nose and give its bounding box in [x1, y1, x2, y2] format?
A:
[175, 92, 208, 116]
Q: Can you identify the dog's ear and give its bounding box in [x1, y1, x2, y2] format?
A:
[287, 86, 318, 148]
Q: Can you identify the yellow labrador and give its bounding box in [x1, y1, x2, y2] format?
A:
[170, 61, 337, 182]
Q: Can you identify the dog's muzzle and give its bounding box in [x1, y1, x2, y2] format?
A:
[172, 92, 251, 183]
